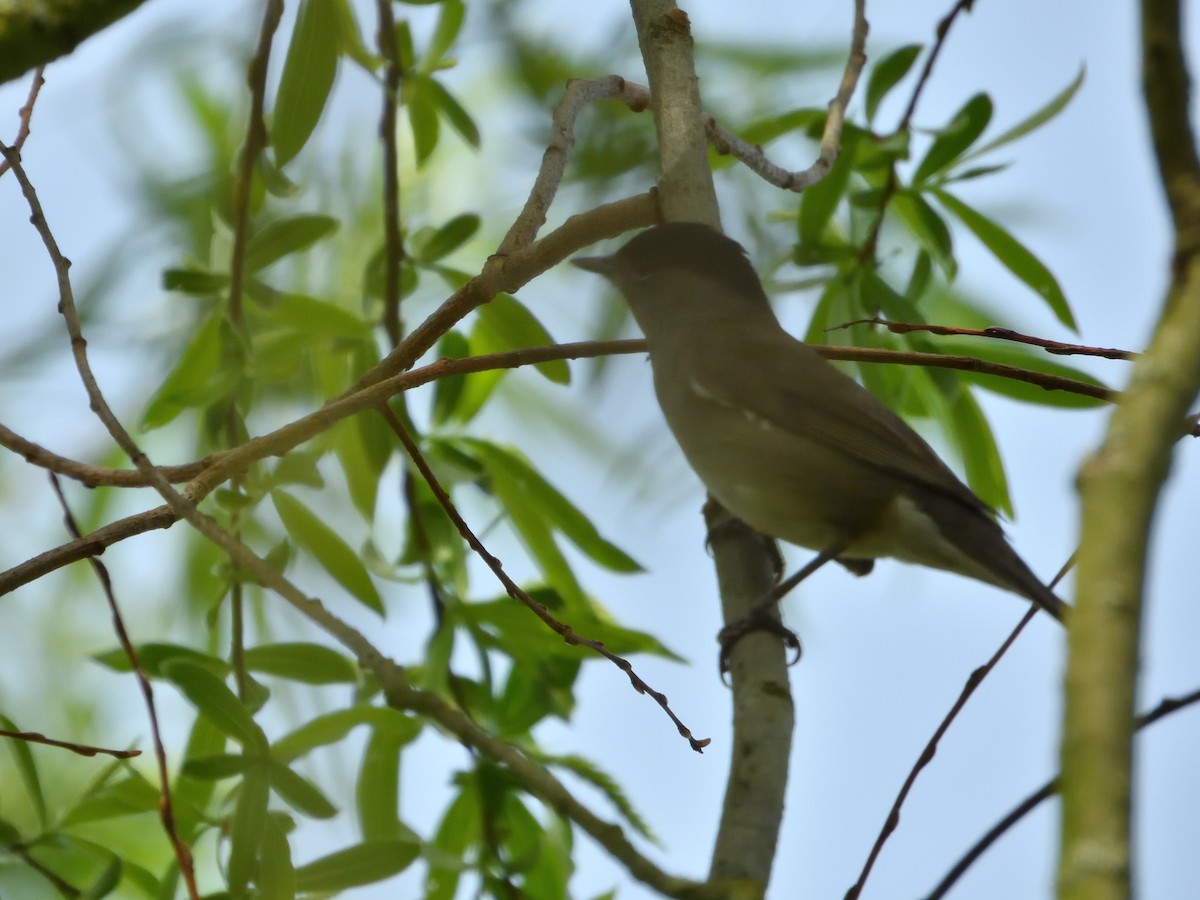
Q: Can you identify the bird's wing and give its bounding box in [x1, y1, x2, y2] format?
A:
[690, 324, 993, 517]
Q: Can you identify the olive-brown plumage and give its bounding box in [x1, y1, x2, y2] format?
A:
[573, 222, 1066, 622]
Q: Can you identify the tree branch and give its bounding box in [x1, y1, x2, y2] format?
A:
[1060, 3, 1200, 898]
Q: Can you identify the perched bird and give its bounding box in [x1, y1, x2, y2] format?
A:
[573, 222, 1066, 623]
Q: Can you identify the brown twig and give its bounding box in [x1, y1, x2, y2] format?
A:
[1, 332, 1155, 597]
[926, 687, 1200, 899]
[846, 555, 1073, 900]
[860, 0, 978, 264]
[0, 66, 44, 178]
[47, 475, 198, 899]
[381, 409, 710, 753]
[832, 316, 1135, 359]
[227, 0, 283, 327]
[0, 727, 138, 759]
[376, 0, 406, 346]
[705, 0, 868, 192]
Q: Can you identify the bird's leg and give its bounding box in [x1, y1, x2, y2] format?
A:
[718, 543, 848, 677]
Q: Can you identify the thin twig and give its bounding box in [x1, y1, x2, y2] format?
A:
[0, 65, 44, 178]
[860, 0, 977, 264]
[376, 0, 406, 345]
[227, 0, 283, 327]
[381, 408, 711, 753]
[832, 316, 1135, 360]
[47, 475, 198, 899]
[0, 728, 138, 759]
[705, 0, 868, 191]
[846, 555, 1073, 900]
[926, 687, 1200, 899]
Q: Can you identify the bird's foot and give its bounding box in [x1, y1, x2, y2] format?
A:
[717, 601, 802, 678]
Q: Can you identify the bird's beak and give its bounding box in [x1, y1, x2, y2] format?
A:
[570, 254, 619, 278]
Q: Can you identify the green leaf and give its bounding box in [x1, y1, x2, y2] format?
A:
[259, 813, 297, 900]
[426, 77, 481, 147]
[92, 642, 229, 678]
[933, 189, 1076, 330]
[431, 330, 470, 425]
[946, 385, 1012, 516]
[0, 714, 47, 827]
[272, 293, 373, 342]
[141, 312, 233, 430]
[934, 336, 1108, 408]
[798, 131, 854, 245]
[407, 74, 441, 165]
[271, 490, 385, 615]
[733, 107, 826, 148]
[962, 64, 1085, 162]
[466, 440, 641, 573]
[356, 723, 404, 841]
[162, 268, 230, 294]
[268, 757, 337, 819]
[413, 213, 480, 262]
[62, 774, 161, 826]
[245, 214, 339, 271]
[294, 841, 420, 892]
[80, 853, 122, 900]
[913, 93, 993, 184]
[244, 642, 359, 684]
[182, 754, 248, 780]
[228, 756, 271, 895]
[892, 191, 956, 280]
[161, 660, 266, 750]
[272, 0, 340, 167]
[421, 0, 465, 74]
[273, 708, 420, 764]
[475, 294, 569, 384]
[865, 44, 923, 123]
[332, 0, 380, 71]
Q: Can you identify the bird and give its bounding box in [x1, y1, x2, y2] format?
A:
[572, 221, 1067, 624]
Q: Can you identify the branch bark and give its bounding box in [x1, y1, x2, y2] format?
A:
[628, 1, 790, 894]
[1059, 3, 1200, 898]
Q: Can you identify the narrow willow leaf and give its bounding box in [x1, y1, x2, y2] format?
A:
[356, 724, 404, 841]
[245, 214, 339, 271]
[161, 660, 266, 750]
[962, 65, 1086, 163]
[798, 130, 855, 245]
[474, 294, 569, 384]
[413, 213, 480, 262]
[258, 813, 297, 900]
[272, 0, 339, 167]
[947, 385, 1012, 516]
[141, 312, 231, 429]
[466, 440, 640, 572]
[865, 44, 923, 123]
[0, 714, 47, 826]
[268, 758, 337, 819]
[913, 93, 993, 184]
[421, 0, 465, 74]
[892, 191, 957, 280]
[244, 642, 359, 685]
[407, 74, 441, 165]
[934, 189, 1076, 330]
[294, 841, 420, 892]
[271, 490, 385, 615]
[92, 642, 229, 678]
[162, 268, 230, 294]
[228, 757, 271, 895]
[426, 77, 481, 147]
[273, 708, 420, 764]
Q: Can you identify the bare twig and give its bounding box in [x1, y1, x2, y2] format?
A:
[376, 0, 406, 345]
[498, 76, 651, 257]
[705, 0, 868, 191]
[227, 0, 283, 326]
[860, 0, 978, 264]
[0, 728, 138, 759]
[847, 556, 1073, 900]
[0, 66, 44, 178]
[1, 332, 1149, 597]
[381, 408, 710, 753]
[928, 687, 1200, 899]
[832, 316, 1135, 360]
[47, 475, 198, 899]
